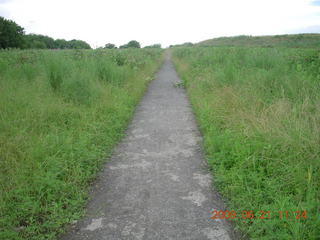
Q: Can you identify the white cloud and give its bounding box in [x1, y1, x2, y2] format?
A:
[0, 0, 319, 47]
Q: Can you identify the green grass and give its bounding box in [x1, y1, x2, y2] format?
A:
[197, 34, 320, 48]
[172, 47, 320, 239]
[0, 48, 163, 240]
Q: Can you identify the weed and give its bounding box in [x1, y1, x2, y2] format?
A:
[46, 56, 67, 91]
[173, 81, 185, 88]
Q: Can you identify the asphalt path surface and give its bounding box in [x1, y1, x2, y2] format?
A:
[61, 53, 238, 240]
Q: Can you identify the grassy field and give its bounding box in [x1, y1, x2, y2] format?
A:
[172, 47, 320, 239]
[0, 48, 163, 240]
[198, 34, 320, 48]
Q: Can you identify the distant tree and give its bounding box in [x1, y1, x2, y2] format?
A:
[54, 39, 69, 49]
[68, 39, 91, 49]
[23, 35, 91, 49]
[169, 42, 193, 48]
[0, 16, 24, 49]
[24, 34, 55, 49]
[144, 44, 161, 48]
[41, 35, 55, 48]
[120, 40, 141, 49]
[127, 40, 140, 48]
[32, 40, 46, 49]
[119, 44, 128, 49]
[183, 42, 193, 47]
[104, 43, 116, 49]
[0, 17, 92, 50]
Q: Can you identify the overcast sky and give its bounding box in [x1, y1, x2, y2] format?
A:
[0, 0, 320, 48]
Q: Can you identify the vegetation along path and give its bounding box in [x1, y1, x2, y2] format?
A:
[61, 53, 238, 240]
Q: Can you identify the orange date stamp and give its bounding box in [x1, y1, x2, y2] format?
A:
[210, 210, 308, 220]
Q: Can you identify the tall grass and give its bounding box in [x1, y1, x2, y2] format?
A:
[173, 47, 320, 239]
[0, 48, 163, 240]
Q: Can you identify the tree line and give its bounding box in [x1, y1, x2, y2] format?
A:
[0, 16, 91, 49]
[0, 16, 162, 50]
[103, 42, 161, 49]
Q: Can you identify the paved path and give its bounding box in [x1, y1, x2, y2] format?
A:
[61, 53, 237, 240]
